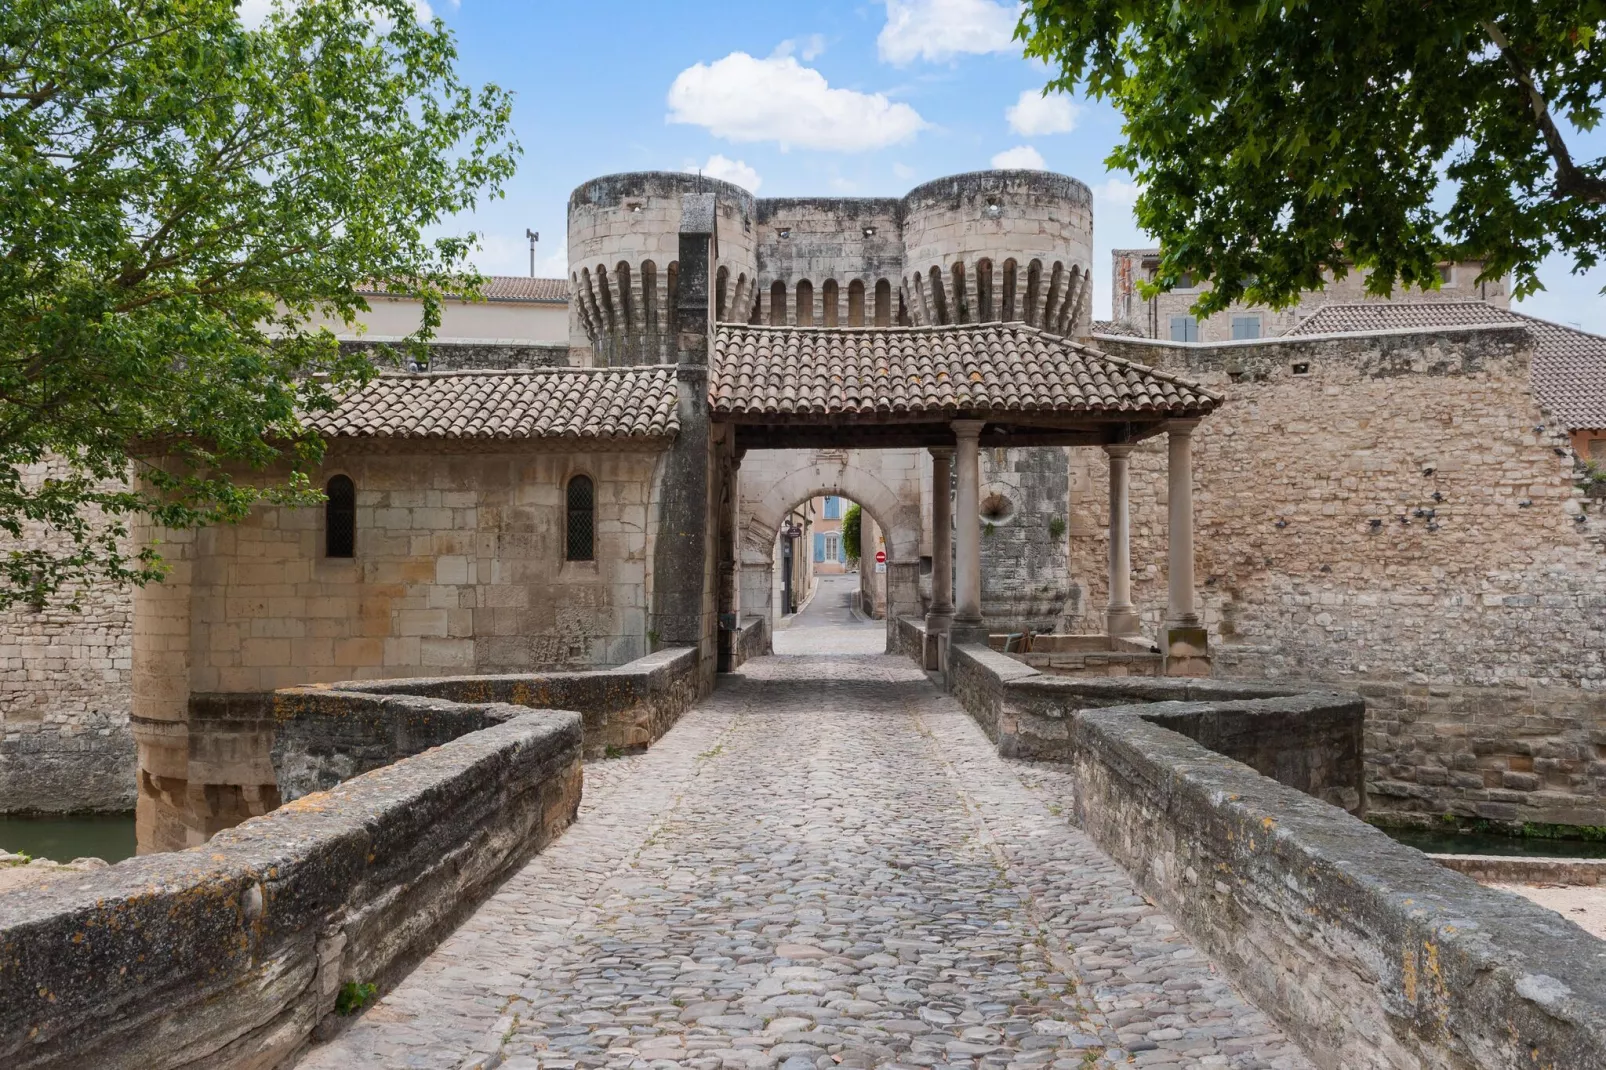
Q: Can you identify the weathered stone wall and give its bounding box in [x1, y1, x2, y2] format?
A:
[313, 645, 701, 759]
[131, 443, 666, 852]
[938, 641, 1606, 1070]
[0, 460, 135, 814]
[0, 705, 582, 1070]
[1084, 325, 1606, 826]
[979, 445, 1078, 629]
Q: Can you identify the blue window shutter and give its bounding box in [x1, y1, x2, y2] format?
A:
[824, 496, 840, 519]
[814, 533, 825, 561]
[839, 538, 847, 563]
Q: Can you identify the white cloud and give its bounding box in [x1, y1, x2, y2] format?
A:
[463, 232, 563, 279]
[892, 162, 916, 180]
[1006, 90, 1079, 136]
[667, 52, 928, 152]
[774, 34, 827, 61]
[991, 145, 1045, 170]
[687, 154, 763, 193]
[878, 0, 1022, 65]
[1094, 178, 1141, 208]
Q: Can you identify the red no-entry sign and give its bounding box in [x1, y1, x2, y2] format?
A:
[875, 549, 886, 564]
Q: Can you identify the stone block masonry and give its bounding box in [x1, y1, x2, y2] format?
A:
[0, 459, 135, 814]
[0, 705, 582, 1070]
[1090, 325, 1606, 826]
[937, 639, 1606, 1069]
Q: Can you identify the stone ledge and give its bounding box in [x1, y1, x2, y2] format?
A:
[309, 645, 700, 759]
[0, 708, 583, 1070]
[934, 641, 1606, 1067]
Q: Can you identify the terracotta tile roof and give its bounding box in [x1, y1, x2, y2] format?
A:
[1285, 300, 1513, 335]
[358, 276, 570, 304]
[1090, 319, 1145, 338]
[1288, 301, 1606, 430]
[710, 323, 1220, 420]
[307, 367, 679, 442]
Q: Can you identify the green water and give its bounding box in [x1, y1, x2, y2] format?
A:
[1385, 826, 1606, 859]
[0, 813, 137, 864]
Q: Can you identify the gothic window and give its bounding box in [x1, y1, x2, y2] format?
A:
[325, 475, 355, 558]
[566, 475, 595, 561]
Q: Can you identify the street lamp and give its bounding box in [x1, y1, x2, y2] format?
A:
[525, 229, 539, 277]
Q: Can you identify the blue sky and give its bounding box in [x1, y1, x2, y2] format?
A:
[418, 0, 1606, 331]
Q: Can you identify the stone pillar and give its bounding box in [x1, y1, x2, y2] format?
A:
[952, 420, 986, 642]
[1163, 419, 1209, 675]
[651, 193, 718, 691]
[925, 447, 955, 668]
[1103, 443, 1140, 637]
[716, 451, 742, 672]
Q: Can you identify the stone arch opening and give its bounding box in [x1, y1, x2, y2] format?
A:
[740, 453, 926, 651]
[847, 279, 866, 326]
[875, 279, 893, 327]
[796, 279, 814, 327]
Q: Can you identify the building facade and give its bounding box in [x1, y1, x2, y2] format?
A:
[7, 165, 1606, 850]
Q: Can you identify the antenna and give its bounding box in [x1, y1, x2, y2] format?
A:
[525, 229, 539, 277]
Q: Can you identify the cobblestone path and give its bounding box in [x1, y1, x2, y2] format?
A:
[300, 650, 1310, 1070]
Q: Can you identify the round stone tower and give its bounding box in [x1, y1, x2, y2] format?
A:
[900, 170, 1094, 336]
[567, 172, 758, 366]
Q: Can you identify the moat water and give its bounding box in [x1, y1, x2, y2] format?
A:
[0, 813, 137, 863]
[1386, 826, 1606, 859]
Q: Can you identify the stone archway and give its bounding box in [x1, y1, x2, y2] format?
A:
[738, 448, 926, 650]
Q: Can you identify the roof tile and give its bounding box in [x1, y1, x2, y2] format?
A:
[1287, 302, 1606, 430]
[710, 323, 1219, 421]
[306, 367, 678, 442]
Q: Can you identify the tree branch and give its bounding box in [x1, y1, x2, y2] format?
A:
[1483, 20, 1606, 204]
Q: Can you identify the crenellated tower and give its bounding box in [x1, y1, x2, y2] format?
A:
[568, 172, 758, 366]
[900, 170, 1094, 335]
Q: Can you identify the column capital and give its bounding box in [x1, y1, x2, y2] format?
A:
[928, 446, 955, 461]
[1163, 418, 1202, 436]
[1103, 442, 1135, 459]
[950, 419, 986, 439]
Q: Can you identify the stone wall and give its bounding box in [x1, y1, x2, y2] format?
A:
[1085, 325, 1606, 826]
[0, 705, 582, 1070]
[937, 641, 1606, 1070]
[131, 443, 668, 852]
[0, 460, 135, 814]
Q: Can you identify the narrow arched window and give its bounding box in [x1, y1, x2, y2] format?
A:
[566, 475, 595, 561]
[325, 475, 355, 558]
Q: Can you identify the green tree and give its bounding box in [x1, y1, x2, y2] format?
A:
[1019, 2, 1606, 314]
[841, 502, 862, 563]
[1, 0, 518, 607]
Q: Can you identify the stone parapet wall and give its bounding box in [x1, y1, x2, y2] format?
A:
[322, 645, 700, 759]
[936, 642, 1606, 1069]
[729, 616, 768, 670]
[0, 706, 583, 1070]
[1087, 326, 1606, 825]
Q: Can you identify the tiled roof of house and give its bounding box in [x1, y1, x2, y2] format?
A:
[357, 276, 570, 304]
[710, 323, 1220, 420]
[306, 367, 678, 442]
[1288, 301, 1606, 430]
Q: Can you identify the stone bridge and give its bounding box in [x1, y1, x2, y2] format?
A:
[4, 580, 1603, 1070]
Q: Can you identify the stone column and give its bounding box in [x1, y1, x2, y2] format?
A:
[1103, 443, 1140, 636]
[1163, 419, 1210, 676]
[952, 420, 986, 641]
[925, 447, 955, 668]
[1165, 420, 1200, 627]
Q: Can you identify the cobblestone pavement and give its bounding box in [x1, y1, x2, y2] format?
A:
[773, 574, 884, 657]
[299, 650, 1310, 1070]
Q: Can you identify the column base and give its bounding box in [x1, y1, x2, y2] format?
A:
[1162, 623, 1211, 678]
[924, 609, 954, 671]
[950, 615, 988, 646]
[1105, 605, 1141, 637]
